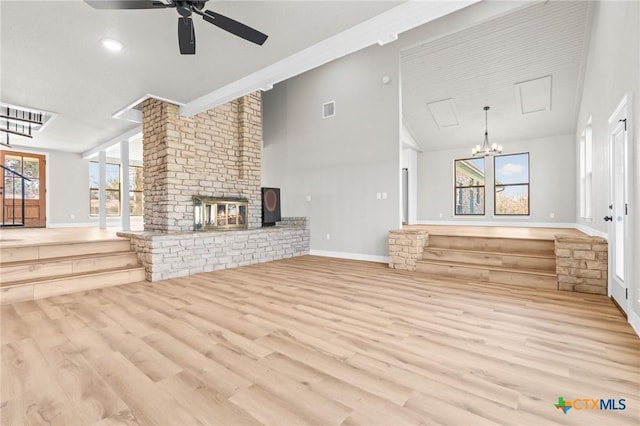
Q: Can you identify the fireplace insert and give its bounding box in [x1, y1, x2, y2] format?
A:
[194, 196, 248, 231]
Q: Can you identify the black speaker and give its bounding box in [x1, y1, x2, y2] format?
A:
[261, 187, 281, 226]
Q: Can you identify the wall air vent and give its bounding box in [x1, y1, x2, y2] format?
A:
[322, 101, 335, 119]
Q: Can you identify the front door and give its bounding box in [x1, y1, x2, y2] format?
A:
[0, 150, 46, 227]
[607, 96, 630, 314]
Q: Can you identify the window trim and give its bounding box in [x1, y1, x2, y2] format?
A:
[89, 161, 121, 217]
[493, 152, 530, 216]
[579, 132, 586, 218]
[129, 165, 144, 217]
[580, 120, 593, 220]
[454, 156, 486, 216]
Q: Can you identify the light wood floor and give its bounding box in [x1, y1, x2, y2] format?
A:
[1, 256, 638, 425]
[0, 224, 143, 248]
[0, 227, 125, 248]
[403, 225, 586, 240]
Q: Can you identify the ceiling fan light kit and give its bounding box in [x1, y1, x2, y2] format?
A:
[85, 0, 268, 55]
[472, 106, 503, 157]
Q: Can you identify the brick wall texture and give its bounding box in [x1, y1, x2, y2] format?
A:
[124, 218, 309, 282]
[555, 235, 608, 295]
[131, 93, 310, 282]
[388, 230, 429, 271]
[142, 93, 262, 232]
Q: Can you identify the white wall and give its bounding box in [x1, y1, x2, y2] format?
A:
[261, 1, 534, 259]
[48, 149, 93, 225]
[574, 0, 640, 330]
[416, 134, 576, 224]
[263, 42, 401, 259]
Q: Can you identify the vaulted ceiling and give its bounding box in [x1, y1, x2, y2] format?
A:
[401, 1, 593, 152]
[3, 1, 593, 156]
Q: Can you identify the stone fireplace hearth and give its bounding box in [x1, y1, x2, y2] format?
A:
[120, 217, 309, 281]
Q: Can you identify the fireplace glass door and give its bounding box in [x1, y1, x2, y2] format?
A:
[194, 197, 248, 231]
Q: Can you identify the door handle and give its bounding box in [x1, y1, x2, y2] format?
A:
[604, 216, 613, 222]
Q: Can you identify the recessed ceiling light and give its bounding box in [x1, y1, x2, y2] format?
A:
[101, 38, 123, 52]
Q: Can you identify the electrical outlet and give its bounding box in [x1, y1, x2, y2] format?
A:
[549, 212, 555, 218]
[70, 214, 75, 220]
[376, 192, 381, 200]
[382, 192, 387, 200]
[326, 234, 331, 240]
[306, 195, 312, 202]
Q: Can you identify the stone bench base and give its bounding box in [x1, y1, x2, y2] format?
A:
[120, 217, 310, 281]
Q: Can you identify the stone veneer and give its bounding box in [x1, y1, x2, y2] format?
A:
[388, 229, 429, 271]
[120, 218, 309, 282]
[390, 229, 609, 296]
[132, 93, 310, 281]
[555, 234, 608, 295]
[142, 93, 262, 232]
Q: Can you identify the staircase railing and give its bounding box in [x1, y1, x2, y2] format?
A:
[0, 163, 30, 227]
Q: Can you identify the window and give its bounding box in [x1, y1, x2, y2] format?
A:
[129, 165, 144, 216]
[3, 154, 41, 200]
[454, 157, 485, 215]
[494, 153, 530, 215]
[89, 162, 120, 216]
[579, 120, 593, 220]
[579, 133, 585, 217]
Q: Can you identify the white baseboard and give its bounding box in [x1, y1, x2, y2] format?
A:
[413, 220, 577, 228]
[309, 249, 389, 264]
[629, 310, 640, 337]
[575, 224, 608, 239]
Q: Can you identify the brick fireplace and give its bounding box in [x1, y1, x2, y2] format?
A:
[120, 92, 309, 281]
[142, 93, 262, 232]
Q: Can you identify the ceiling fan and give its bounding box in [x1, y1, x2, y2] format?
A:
[85, 0, 268, 55]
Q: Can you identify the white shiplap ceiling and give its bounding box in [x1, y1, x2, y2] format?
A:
[401, 0, 593, 152]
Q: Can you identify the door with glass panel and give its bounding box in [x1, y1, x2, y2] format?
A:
[0, 151, 46, 227]
[607, 98, 630, 314]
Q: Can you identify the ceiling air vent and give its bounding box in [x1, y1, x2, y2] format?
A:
[322, 101, 335, 119]
[514, 75, 552, 115]
[426, 98, 460, 129]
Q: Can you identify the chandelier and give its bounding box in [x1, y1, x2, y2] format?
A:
[472, 106, 502, 157]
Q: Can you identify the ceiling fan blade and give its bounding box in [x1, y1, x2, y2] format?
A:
[84, 1, 171, 10]
[202, 10, 268, 46]
[178, 17, 196, 55]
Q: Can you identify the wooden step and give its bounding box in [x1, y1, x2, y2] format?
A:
[427, 235, 554, 256]
[0, 239, 132, 262]
[415, 260, 558, 290]
[422, 247, 555, 272]
[0, 266, 146, 305]
[0, 251, 140, 284]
